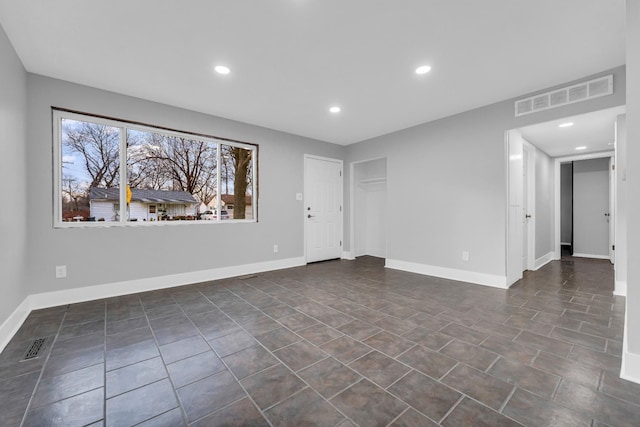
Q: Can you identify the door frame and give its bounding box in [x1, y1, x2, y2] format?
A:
[609, 156, 616, 263]
[506, 129, 524, 286]
[553, 151, 614, 260]
[348, 156, 387, 261]
[303, 154, 344, 263]
[523, 141, 536, 272]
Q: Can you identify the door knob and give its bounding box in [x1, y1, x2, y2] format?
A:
[307, 214, 314, 218]
[525, 214, 532, 219]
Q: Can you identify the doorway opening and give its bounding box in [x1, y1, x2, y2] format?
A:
[506, 105, 623, 287]
[350, 158, 387, 259]
[560, 158, 613, 261]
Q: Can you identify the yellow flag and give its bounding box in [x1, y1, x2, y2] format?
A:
[126, 185, 132, 205]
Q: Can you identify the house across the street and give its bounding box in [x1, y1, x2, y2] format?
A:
[89, 187, 198, 222]
[207, 194, 253, 219]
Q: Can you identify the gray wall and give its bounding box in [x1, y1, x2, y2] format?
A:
[573, 158, 610, 257]
[25, 74, 344, 295]
[345, 66, 625, 278]
[561, 163, 573, 245]
[626, 0, 640, 355]
[0, 26, 28, 325]
[535, 149, 554, 259]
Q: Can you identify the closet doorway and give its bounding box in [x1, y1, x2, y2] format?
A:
[351, 158, 387, 258]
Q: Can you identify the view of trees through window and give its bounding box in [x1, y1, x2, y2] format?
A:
[56, 111, 255, 225]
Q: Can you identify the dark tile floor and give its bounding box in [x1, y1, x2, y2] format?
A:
[0, 256, 638, 426]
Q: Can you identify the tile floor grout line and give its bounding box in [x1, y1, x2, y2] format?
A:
[437, 394, 465, 424]
[384, 406, 411, 426]
[498, 385, 519, 414]
[550, 376, 564, 401]
[173, 290, 280, 427]
[18, 309, 72, 427]
[437, 361, 461, 381]
[139, 297, 190, 426]
[194, 282, 368, 425]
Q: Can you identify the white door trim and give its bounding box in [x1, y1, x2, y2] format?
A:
[609, 157, 616, 263]
[523, 141, 536, 271]
[349, 156, 387, 261]
[553, 151, 614, 260]
[303, 154, 344, 263]
[506, 130, 523, 287]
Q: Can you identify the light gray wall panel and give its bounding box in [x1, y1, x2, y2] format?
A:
[345, 66, 625, 277]
[0, 24, 28, 325]
[625, 0, 640, 354]
[26, 74, 344, 294]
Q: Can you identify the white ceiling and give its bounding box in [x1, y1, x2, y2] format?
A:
[519, 106, 625, 158]
[0, 1, 626, 145]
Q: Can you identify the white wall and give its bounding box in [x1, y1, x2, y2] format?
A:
[624, 0, 640, 374]
[615, 115, 627, 294]
[0, 25, 29, 332]
[345, 66, 626, 285]
[560, 163, 573, 245]
[25, 74, 344, 296]
[535, 148, 554, 259]
[573, 158, 610, 257]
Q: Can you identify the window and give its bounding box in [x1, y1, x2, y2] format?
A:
[54, 109, 257, 226]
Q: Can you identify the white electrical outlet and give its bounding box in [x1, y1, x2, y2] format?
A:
[273, 244, 279, 253]
[55, 265, 67, 278]
[462, 251, 470, 261]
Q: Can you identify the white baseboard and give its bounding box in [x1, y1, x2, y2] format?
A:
[0, 256, 305, 353]
[621, 351, 640, 384]
[572, 253, 611, 260]
[534, 252, 555, 270]
[0, 297, 33, 354]
[615, 280, 627, 297]
[621, 311, 640, 384]
[341, 251, 355, 260]
[385, 259, 508, 289]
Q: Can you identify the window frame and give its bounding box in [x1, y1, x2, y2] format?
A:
[53, 108, 258, 228]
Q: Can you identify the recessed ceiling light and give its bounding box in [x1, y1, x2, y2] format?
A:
[558, 122, 574, 128]
[415, 65, 432, 75]
[575, 146, 587, 150]
[329, 106, 341, 113]
[214, 65, 230, 75]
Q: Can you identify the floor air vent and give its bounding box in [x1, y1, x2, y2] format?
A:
[21, 338, 48, 361]
[515, 75, 613, 117]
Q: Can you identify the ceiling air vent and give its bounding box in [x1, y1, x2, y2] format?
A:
[515, 75, 613, 117]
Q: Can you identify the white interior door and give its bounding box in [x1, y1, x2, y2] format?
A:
[609, 157, 615, 263]
[304, 155, 343, 263]
[573, 158, 610, 258]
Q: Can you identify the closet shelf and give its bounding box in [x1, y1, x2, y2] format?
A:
[358, 176, 386, 189]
